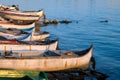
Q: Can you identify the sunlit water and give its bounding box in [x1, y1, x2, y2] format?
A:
[0, 0, 120, 80]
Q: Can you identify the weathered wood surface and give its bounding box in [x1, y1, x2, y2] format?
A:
[0, 21, 35, 29]
[0, 45, 93, 72]
[0, 39, 58, 51]
[0, 10, 44, 21]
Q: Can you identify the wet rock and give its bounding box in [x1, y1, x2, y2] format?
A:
[44, 19, 49, 24]
[44, 19, 58, 24]
[44, 19, 72, 25]
[76, 21, 78, 23]
[100, 20, 108, 23]
[59, 20, 72, 24]
[52, 19, 58, 24]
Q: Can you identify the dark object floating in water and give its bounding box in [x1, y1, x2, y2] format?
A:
[100, 20, 109, 23]
[44, 19, 72, 25]
[59, 20, 72, 24]
[76, 21, 79, 23]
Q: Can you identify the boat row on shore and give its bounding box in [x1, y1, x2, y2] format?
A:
[0, 4, 94, 72]
[0, 45, 93, 72]
[0, 5, 58, 51]
[0, 26, 50, 41]
[0, 4, 45, 24]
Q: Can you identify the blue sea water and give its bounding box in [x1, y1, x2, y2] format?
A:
[0, 0, 120, 80]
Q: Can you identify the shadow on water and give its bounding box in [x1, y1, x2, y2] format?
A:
[0, 57, 108, 80]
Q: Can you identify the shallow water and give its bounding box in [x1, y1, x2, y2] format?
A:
[0, 0, 120, 80]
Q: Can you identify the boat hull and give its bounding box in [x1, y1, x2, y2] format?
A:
[0, 21, 35, 29]
[0, 40, 58, 51]
[32, 33, 50, 41]
[0, 57, 89, 71]
[0, 31, 50, 41]
[0, 10, 44, 21]
[0, 45, 93, 72]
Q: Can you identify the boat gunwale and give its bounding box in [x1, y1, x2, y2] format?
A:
[0, 21, 35, 26]
[0, 39, 58, 45]
[0, 10, 43, 17]
[0, 44, 93, 59]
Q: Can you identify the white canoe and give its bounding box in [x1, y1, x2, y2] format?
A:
[0, 39, 58, 51]
[14, 32, 50, 41]
[0, 44, 93, 71]
[0, 31, 50, 41]
[0, 21, 35, 29]
[31, 31, 50, 41]
[0, 10, 44, 21]
[0, 4, 19, 11]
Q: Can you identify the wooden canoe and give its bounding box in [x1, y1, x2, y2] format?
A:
[0, 21, 35, 29]
[0, 27, 50, 41]
[0, 44, 93, 72]
[14, 32, 50, 41]
[0, 39, 58, 51]
[0, 10, 44, 21]
[0, 4, 19, 11]
[31, 31, 50, 41]
[0, 32, 32, 41]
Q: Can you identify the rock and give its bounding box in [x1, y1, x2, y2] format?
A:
[44, 19, 49, 24]
[59, 20, 72, 24]
[52, 19, 58, 24]
[100, 20, 108, 23]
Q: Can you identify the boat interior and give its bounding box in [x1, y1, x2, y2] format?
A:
[0, 36, 58, 45]
[0, 45, 92, 59]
